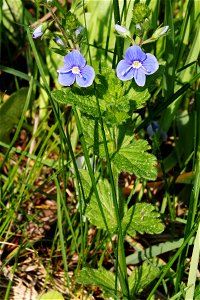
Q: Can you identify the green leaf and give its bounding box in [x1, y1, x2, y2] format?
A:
[0, 88, 31, 143]
[128, 259, 160, 296]
[80, 170, 117, 233]
[81, 115, 114, 158]
[37, 290, 64, 300]
[77, 267, 121, 297]
[125, 83, 150, 110]
[112, 139, 157, 180]
[81, 114, 157, 180]
[126, 237, 194, 265]
[51, 87, 101, 117]
[102, 106, 130, 126]
[123, 203, 165, 236]
[98, 67, 150, 124]
[97, 69, 131, 125]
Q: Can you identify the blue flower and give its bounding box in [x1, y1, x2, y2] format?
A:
[147, 121, 168, 141]
[116, 45, 159, 86]
[57, 50, 95, 87]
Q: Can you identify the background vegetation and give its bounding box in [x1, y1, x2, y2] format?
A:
[0, 0, 200, 299]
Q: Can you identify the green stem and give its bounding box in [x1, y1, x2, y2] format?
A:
[93, 90, 129, 298]
[47, 4, 72, 49]
[175, 82, 200, 293]
[112, 0, 123, 62]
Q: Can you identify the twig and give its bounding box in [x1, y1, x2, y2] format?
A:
[31, 6, 57, 27]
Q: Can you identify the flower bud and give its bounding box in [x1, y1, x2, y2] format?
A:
[135, 23, 143, 36]
[75, 26, 84, 37]
[32, 22, 48, 39]
[142, 18, 150, 31]
[55, 37, 65, 46]
[132, 3, 150, 24]
[114, 24, 131, 38]
[152, 26, 169, 38]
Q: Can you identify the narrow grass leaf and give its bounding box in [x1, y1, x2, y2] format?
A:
[185, 222, 200, 299]
[54, 175, 71, 290]
[126, 237, 195, 265]
[0, 65, 41, 87]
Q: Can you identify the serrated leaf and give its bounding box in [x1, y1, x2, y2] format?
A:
[97, 67, 125, 106]
[80, 169, 117, 233]
[123, 203, 165, 236]
[77, 267, 121, 297]
[79, 169, 96, 199]
[128, 259, 160, 296]
[37, 290, 64, 300]
[79, 170, 117, 233]
[102, 103, 130, 125]
[51, 87, 101, 117]
[126, 85, 150, 110]
[81, 115, 114, 158]
[112, 139, 157, 180]
[97, 69, 131, 125]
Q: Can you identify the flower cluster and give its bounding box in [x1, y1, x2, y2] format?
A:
[55, 44, 159, 88]
[32, 19, 166, 88]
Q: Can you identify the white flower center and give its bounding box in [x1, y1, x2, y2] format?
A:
[72, 66, 80, 74]
[132, 61, 142, 69]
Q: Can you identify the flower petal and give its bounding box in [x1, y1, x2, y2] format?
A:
[134, 69, 146, 86]
[64, 50, 86, 69]
[57, 65, 71, 73]
[124, 45, 146, 63]
[116, 60, 135, 81]
[142, 53, 159, 74]
[58, 72, 75, 86]
[76, 65, 95, 87]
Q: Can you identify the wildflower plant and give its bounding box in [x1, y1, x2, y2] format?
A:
[29, 1, 172, 298]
